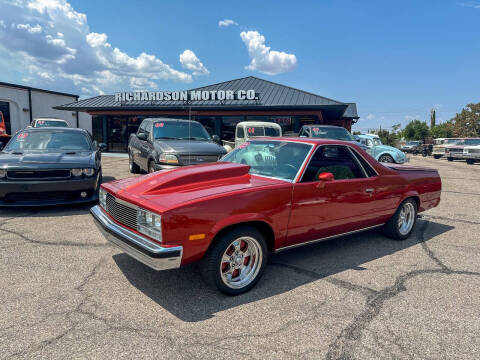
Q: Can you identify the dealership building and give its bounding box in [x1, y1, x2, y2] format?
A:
[0, 82, 91, 135]
[55, 76, 359, 153]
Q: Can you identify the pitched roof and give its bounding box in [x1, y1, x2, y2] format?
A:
[55, 76, 358, 118]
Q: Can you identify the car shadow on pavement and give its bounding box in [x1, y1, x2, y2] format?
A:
[114, 219, 454, 322]
[0, 203, 93, 217]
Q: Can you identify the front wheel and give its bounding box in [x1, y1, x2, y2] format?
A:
[466, 159, 476, 165]
[382, 199, 418, 241]
[379, 154, 394, 163]
[200, 226, 268, 295]
[433, 155, 441, 159]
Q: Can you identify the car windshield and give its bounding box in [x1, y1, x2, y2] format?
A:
[371, 138, 382, 146]
[309, 127, 354, 141]
[464, 139, 480, 145]
[245, 126, 281, 137]
[221, 140, 312, 181]
[153, 121, 211, 140]
[35, 120, 68, 127]
[5, 131, 91, 152]
[445, 139, 461, 145]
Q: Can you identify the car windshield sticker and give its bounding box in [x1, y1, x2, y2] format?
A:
[37, 120, 44, 125]
[247, 128, 256, 134]
[155, 122, 164, 128]
[312, 128, 326, 135]
[17, 133, 28, 140]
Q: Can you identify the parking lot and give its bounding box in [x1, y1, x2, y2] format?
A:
[1, 155, 479, 359]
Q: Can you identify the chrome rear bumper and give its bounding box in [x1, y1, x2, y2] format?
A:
[90, 205, 182, 270]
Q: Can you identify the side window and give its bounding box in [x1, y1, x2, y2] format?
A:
[137, 121, 146, 134]
[301, 145, 366, 182]
[144, 121, 152, 138]
[299, 128, 307, 137]
[349, 148, 378, 177]
[237, 126, 245, 138]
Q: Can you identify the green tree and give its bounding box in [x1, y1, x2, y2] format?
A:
[402, 120, 430, 140]
[430, 109, 436, 128]
[431, 122, 454, 138]
[450, 103, 480, 137]
[376, 129, 398, 147]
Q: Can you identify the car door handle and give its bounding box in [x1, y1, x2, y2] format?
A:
[365, 188, 375, 194]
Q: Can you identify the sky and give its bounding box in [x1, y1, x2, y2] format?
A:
[0, 0, 479, 131]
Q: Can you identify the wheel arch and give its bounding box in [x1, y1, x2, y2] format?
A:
[377, 152, 395, 162]
[208, 221, 275, 254]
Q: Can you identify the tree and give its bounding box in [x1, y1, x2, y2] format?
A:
[431, 122, 454, 138]
[402, 120, 430, 140]
[450, 103, 480, 137]
[430, 109, 436, 128]
[376, 129, 398, 147]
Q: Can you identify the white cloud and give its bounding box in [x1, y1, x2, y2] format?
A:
[0, 0, 195, 95]
[366, 113, 375, 120]
[459, 2, 480, 9]
[179, 49, 209, 76]
[218, 19, 238, 27]
[240, 30, 296, 75]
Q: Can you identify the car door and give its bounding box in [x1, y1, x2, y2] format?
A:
[139, 121, 154, 170]
[284, 145, 381, 248]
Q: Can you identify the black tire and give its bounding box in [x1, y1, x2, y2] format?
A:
[447, 157, 453, 162]
[378, 154, 394, 163]
[199, 226, 268, 295]
[148, 160, 156, 173]
[129, 153, 140, 174]
[466, 159, 475, 165]
[382, 198, 418, 241]
[433, 155, 441, 159]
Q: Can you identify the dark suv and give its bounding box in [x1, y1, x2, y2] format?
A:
[128, 118, 227, 173]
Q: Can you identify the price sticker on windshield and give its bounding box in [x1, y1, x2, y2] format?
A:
[155, 122, 164, 128]
[37, 120, 44, 125]
[247, 128, 256, 134]
[17, 133, 28, 140]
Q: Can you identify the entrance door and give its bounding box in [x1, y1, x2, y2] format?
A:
[107, 116, 128, 152]
[285, 145, 380, 247]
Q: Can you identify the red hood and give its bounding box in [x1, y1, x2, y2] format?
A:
[102, 162, 287, 212]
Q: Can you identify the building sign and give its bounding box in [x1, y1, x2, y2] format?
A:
[115, 89, 258, 102]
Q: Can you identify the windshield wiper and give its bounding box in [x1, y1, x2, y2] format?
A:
[155, 137, 179, 140]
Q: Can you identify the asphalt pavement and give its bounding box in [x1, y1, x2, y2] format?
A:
[1, 156, 479, 359]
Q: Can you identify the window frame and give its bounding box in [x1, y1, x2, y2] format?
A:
[299, 144, 377, 183]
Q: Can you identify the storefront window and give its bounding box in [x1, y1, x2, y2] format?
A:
[221, 116, 245, 141]
[196, 116, 220, 137]
[0, 101, 11, 134]
[91, 115, 104, 144]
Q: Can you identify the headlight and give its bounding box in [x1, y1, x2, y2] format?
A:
[71, 168, 83, 177]
[99, 187, 107, 209]
[83, 168, 95, 176]
[0, 169, 6, 178]
[158, 153, 179, 164]
[137, 208, 162, 242]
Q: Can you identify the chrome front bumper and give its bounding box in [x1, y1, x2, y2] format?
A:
[90, 205, 183, 270]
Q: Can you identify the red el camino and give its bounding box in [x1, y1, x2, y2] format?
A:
[91, 138, 441, 295]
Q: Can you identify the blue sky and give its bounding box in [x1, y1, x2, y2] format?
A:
[0, 0, 479, 131]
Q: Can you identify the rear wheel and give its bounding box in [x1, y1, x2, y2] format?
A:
[200, 226, 268, 295]
[433, 154, 441, 159]
[466, 159, 476, 165]
[379, 154, 394, 163]
[129, 153, 140, 173]
[382, 199, 417, 241]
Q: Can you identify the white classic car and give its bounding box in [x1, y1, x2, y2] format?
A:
[222, 121, 282, 152]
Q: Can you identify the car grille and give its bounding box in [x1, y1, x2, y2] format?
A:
[105, 193, 137, 230]
[178, 154, 219, 165]
[6, 169, 71, 180]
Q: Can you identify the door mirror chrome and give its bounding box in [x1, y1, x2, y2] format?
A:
[137, 132, 147, 141]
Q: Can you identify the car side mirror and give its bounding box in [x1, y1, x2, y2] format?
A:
[212, 134, 220, 143]
[316, 172, 334, 189]
[98, 143, 107, 151]
[137, 132, 147, 141]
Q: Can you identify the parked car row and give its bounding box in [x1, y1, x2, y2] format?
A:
[430, 137, 480, 164]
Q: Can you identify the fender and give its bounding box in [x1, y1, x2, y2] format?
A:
[207, 212, 275, 244]
[398, 189, 420, 209]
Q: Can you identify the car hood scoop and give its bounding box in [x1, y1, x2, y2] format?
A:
[122, 162, 251, 195]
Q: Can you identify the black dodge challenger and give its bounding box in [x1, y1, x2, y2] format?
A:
[0, 127, 105, 206]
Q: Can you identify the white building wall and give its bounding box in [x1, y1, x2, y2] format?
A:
[0, 84, 92, 134]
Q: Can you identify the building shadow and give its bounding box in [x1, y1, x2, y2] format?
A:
[113, 219, 453, 322]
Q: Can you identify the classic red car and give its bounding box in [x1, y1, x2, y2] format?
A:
[91, 138, 441, 295]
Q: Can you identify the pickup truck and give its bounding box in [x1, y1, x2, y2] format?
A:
[222, 121, 282, 152]
[128, 118, 227, 173]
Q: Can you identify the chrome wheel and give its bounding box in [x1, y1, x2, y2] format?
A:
[397, 202, 415, 235]
[220, 236, 262, 289]
[379, 154, 394, 163]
